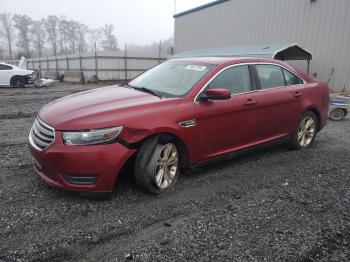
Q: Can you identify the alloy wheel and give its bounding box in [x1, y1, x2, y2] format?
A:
[154, 143, 179, 189]
[297, 116, 316, 147]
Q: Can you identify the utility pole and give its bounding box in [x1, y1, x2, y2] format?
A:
[124, 44, 127, 82]
[94, 42, 98, 83]
[158, 40, 162, 64]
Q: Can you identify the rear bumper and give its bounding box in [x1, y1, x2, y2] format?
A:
[28, 131, 136, 192]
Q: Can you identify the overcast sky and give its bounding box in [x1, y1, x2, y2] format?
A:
[2, 0, 212, 46]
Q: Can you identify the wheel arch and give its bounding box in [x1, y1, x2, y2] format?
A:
[340, 108, 348, 117]
[304, 107, 321, 132]
[137, 132, 191, 170]
[10, 75, 25, 86]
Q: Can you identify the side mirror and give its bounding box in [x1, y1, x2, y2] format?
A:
[199, 89, 231, 101]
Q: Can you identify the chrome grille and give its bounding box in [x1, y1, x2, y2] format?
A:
[29, 118, 55, 151]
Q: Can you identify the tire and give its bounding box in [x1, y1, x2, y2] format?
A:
[134, 136, 180, 194]
[10, 76, 25, 88]
[288, 111, 318, 150]
[329, 108, 345, 121]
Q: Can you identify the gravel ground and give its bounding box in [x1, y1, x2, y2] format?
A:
[0, 84, 349, 262]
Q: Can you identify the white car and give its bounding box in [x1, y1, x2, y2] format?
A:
[0, 62, 34, 87]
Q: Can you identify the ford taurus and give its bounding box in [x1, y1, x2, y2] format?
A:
[28, 57, 329, 197]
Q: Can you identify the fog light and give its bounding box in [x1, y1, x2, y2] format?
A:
[63, 174, 97, 185]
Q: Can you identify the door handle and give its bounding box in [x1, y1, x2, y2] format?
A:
[243, 99, 257, 106]
[293, 91, 303, 97]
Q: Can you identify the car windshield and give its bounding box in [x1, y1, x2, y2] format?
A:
[128, 61, 213, 97]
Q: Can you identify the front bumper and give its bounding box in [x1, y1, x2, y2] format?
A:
[25, 74, 34, 84]
[28, 130, 136, 192]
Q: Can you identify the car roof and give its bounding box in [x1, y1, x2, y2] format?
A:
[168, 56, 310, 81]
[0, 62, 23, 70]
[0, 62, 12, 66]
[168, 56, 282, 65]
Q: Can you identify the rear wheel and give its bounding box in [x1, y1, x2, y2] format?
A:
[288, 111, 317, 150]
[10, 76, 25, 88]
[329, 108, 345, 121]
[134, 137, 180, 194]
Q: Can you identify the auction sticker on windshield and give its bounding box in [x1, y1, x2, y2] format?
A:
[185, 65, 207, 71]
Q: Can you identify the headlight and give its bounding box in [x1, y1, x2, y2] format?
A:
[62, 126, 123, 145]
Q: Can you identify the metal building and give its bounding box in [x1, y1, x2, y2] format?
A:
[174, 0, 350, 93]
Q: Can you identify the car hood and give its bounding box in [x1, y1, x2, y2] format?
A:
[39, 85, 178, 130]
[12, 65, 33, 74]
[23, 69, 34, 74]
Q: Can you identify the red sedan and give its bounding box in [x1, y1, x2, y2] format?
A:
[28, 57, 329, 197]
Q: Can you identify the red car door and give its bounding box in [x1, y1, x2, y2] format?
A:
[194, 64, 261, 161]
[250, 64, 305, 143]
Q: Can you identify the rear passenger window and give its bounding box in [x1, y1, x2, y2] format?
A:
[256, 65, 285, 89]
[208, 65, 251, 94]
[283, 69, 303, 85]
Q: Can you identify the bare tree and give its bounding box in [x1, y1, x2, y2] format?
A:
[45, 15, 59, 56]
[58, 16, 70, 55]
[58, 20, 88, 54]
[101, 24, 118, 51]
[76, 22, 88, 53]
[0, 45, 4, 60]
[13, 14, 33, 57]
[66, 20, 79, 54]
[0, 13, 122, 58]
[0, 12, 14, 59]
[31, 19, 46, 57]
[87, 28, 102, 52]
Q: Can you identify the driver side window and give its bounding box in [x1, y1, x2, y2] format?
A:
[207, 65, 252, 95]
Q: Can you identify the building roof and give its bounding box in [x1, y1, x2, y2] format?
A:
[173, 0, 230, 18]
[168, 56, 278, 65]
[170, 43, 313, 61]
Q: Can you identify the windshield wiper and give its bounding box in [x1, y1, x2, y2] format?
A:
[127, 84, 163, 98]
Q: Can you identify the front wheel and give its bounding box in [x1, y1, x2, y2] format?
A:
[10, 76, 25, 88]
[288, 111, 317, 150]
[134, 137, 180, 194]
